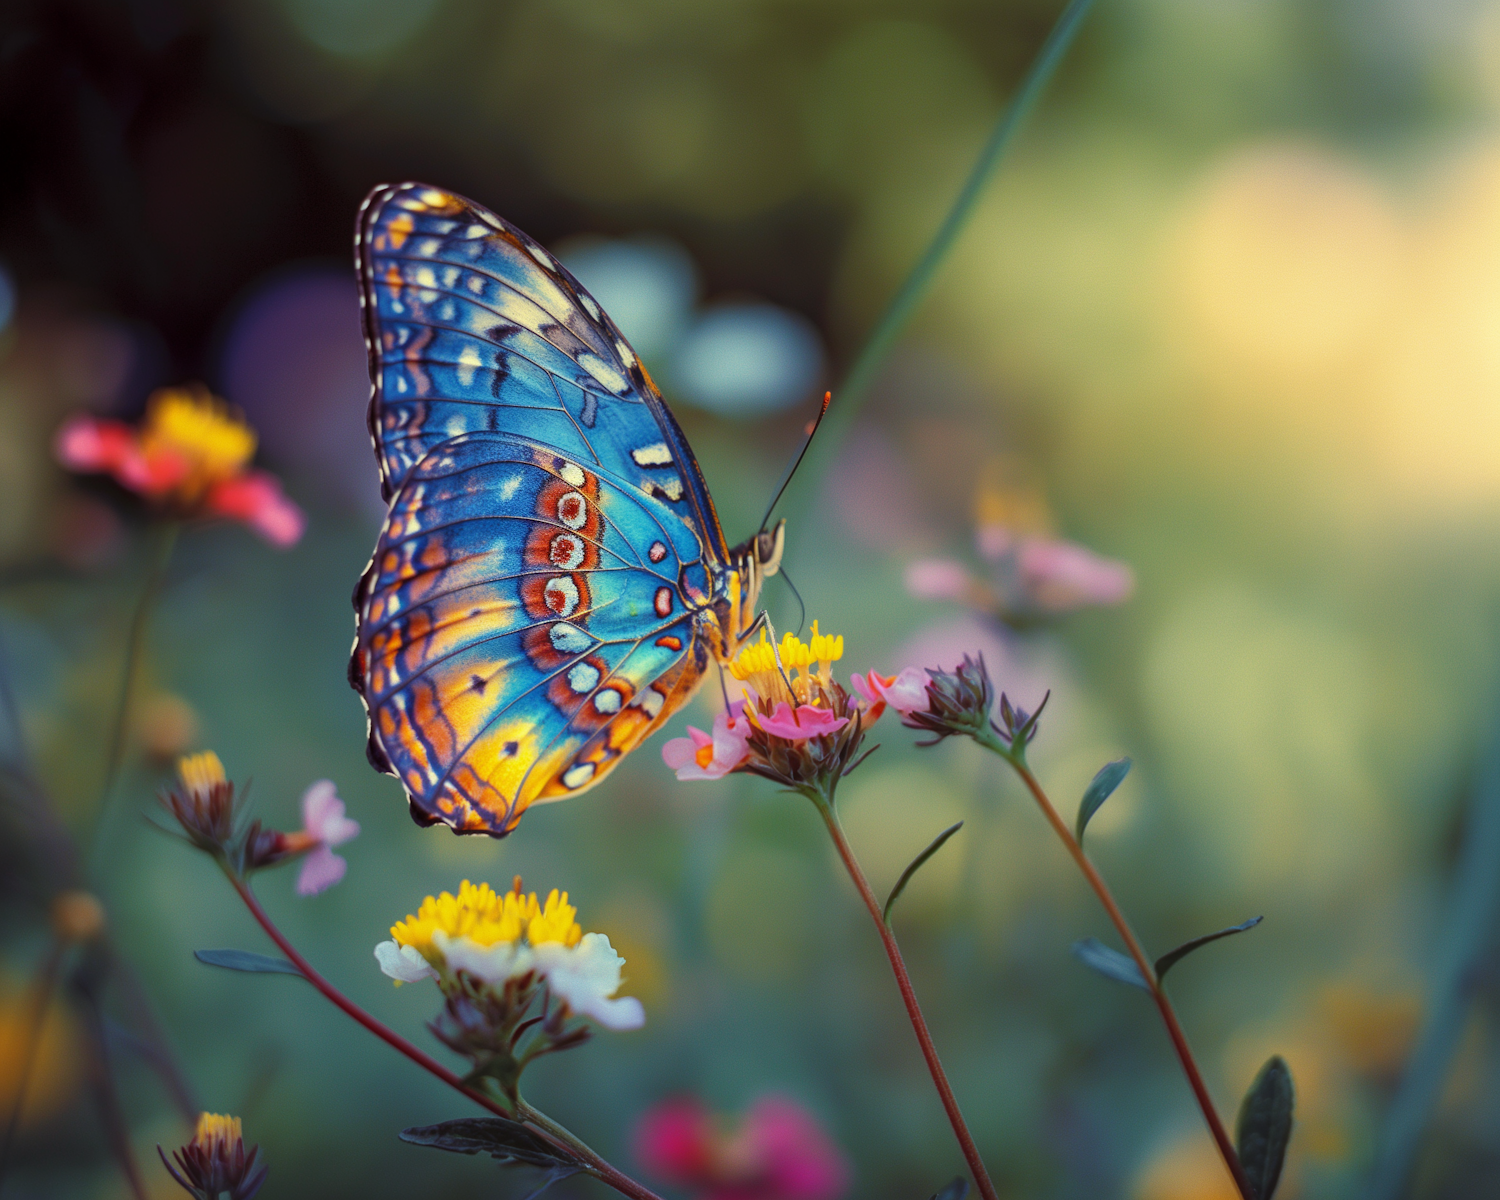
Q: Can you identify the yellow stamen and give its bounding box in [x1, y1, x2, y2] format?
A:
[735, 620, 845, 702]
[390, 879, 582, 964]
[193, 1113, 242, 1152]
[142, 385, 257, 486]
[177, 751, 226, 797]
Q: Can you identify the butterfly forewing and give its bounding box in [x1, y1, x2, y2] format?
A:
[357, 183, 728, 561]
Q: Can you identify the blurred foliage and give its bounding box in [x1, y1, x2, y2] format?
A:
[4, 0, 1500, 1197]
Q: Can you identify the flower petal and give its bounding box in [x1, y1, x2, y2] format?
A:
[758, 701, 848, 740]
[533, 933, 645, 1030]
[374, 940, 437, 983]
[435, 930, 533, 985]
[206, 471, 306, 547]
[295, 845, 347, 896]
[300, 780, 360, 847]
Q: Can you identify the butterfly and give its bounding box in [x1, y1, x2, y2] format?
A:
[349, 183, 788, 837]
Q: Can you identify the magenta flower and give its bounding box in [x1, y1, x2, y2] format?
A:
[280, 781, 360, 895]
[635, 1095, 851, 1200]
[753, 701, 849, 741]
[662, 701, 753, 781]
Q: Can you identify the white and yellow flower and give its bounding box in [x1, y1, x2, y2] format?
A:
[374, 879, 644, 1030]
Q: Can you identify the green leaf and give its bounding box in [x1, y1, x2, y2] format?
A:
[928, 1178, 969, 1200]
[401, 1118, 584, 1175]
[1236, 1056, 1294, 1200]
[1076, 758, 1131, 843]
[1154, 917, 1263, 982]
[883, 822, 963, 926]
[1071, 938, 1148, 990]
[194, 949, 302, 977]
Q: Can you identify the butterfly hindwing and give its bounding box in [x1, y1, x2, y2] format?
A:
[351, 433, 712, 835]
[357, 182, 729, 562]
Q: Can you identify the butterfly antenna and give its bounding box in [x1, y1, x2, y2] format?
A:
[779, 565, 807, 636]
[758, 391, 832, 534]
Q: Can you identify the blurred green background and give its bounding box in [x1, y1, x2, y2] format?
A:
[4, 0, 1500, 1196]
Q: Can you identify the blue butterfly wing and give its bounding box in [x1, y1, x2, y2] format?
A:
[356, 182, 729, 561]
[352, 183, 730, 835]
[352, 434, 716, 835]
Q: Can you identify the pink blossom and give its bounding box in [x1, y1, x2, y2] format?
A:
[904, 558, 976, 603]
[1016, 538, 1134, 611]
[662, 702, 752, 781]
[206, 472, 307, 548]
[635, 1095, 850, 1200]
[291, 780, 360, 895]
[754, 702, 848, 741]
[850, 668, 931, 717]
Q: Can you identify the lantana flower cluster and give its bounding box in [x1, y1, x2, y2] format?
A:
[55, 384, 305, 547]
[662, 621, 931, 797]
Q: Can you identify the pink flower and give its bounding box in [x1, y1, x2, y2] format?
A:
[753, 702, 848, 741]
[283, 780, 360, 895]
[662, 702, 752, 781]
[635, 1095, 850, 1200]
[1015, 538, 1134, 611]
[850, 668, 931, 717]
[54, 385, 305, 548]
[908, 523, 1132, 620]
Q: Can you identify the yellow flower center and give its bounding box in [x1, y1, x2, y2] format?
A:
[193, 1112, 242, 1153]
[390, 879, 582, 965]
[177, 751, 226, 798]
[142, 386, 256, 488]
[730, 620, 844, 705]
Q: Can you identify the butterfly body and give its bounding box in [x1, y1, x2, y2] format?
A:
[350, 184, 782, 836]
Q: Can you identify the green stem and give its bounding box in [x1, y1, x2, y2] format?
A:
[88, 521, 179, 875]
[983, 737, 1251, 1199]
[1367, 714, 1500, 1198]
[812, 790, 1000, 1200]
[0, 939, 64, 1187]
[789, 0, 1098, 514]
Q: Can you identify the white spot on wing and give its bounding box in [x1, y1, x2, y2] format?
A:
[631, 443, 672, 467]
[576, 352, 629, 395]
[558, 462, 586, 486]
[568, 662, 600, 693]
[549, 623, 591, 653]
[562, 762, 596, 789]
[634, 688, 665, 718]
[457, 344, 483, 387]
[594, 689, 621, 714]
[499, 474, 523, 501]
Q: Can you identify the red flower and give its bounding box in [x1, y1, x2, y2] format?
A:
[55, 384, 304, 547]
[636, 1095, 850, 1200]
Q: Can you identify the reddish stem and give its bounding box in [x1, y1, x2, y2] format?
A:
[227, 877, 664, 1200]
[815, 801, 1000, 1200]
[1005, 757, 1252, 1200]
